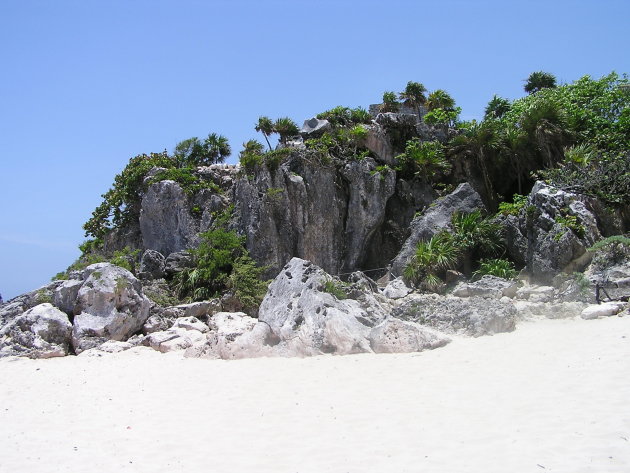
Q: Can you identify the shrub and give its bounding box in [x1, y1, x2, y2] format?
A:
[149, 167, 220, 195]
[323, 279, 348, 300]
[316, 106, 372, 127]
[395, 138, 451, 180]
[404, 231, 461, 290]
[473, 259, 517, 279]
[228, 255, 270, 311]
[588, 235, 630, 268]
[497, 194, 527, 216]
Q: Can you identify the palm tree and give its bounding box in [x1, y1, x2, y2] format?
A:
[484, 95, 511, 119]
[404, 231, 461, 290]
[273, 117, 299, 145]
[524, 71, 557, 94]
[202, 133, 231, 164]
[426, 89, 456, 111]
[399, 81, 427, 118]
[519, 99, 570, 168]
[255, 116, 275, 151]
[450, 210, 503, 276]
[380, 91, 400, 112]
[173, 137, 204, 167]
[501, 124, 528, 194]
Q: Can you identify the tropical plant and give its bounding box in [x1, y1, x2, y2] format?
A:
[239, 139, 265, 173]
[404, 231, 461, 290]
[227, 255, 269, 312]
[484, 95, 511, 119]
[395, 138, 450, 180]
[316, 106, 372, 128]
[450, 210, 504, 276]
[273, 117, 300, 145]
[497, 194, 527, 216]
[380, 91, 400, 112]
[399, 81, 427, 118]
[524, 71, 557, 94]
[426, 89, 456, 112]
[173, 133, 231, 167]
[255, 116, 275, 150]
[323, 278, 348, 300]
[588, 235, 630, 269]
[473, 258, 517, 279]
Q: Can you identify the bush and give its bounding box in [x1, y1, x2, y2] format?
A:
[316, 106, 372, 128]
[473, 259, 517, 279]
[588, 235, 630, 269]
[323, 279, 348, 300]
[395, 139, 451, 180]
[497, 194, 527, 216]
[228, 255, 269, 311]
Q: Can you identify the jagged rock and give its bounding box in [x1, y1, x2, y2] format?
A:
[235, 153, 396, 278]
[347, 271, 379, 295]
[257, 258, 389, 356]
[202, 312, 276, 359]
[581, 302, 626, 320]
[394, 294, 516, 337]
[140, 180, 199, 256]
[502, 182, 602, 282]
[162, 300, 222, 319]
[382, 277, 412, 300]
[144, 316, 208, 353]
[515, 285, 556, 303]
[364, 124, 395, 165]
[452, 276, 520, 299]
[142, 314, 170, 334]
[72, 263, 151, 354]
[0, 281, 62, 327]
[391, 183, 486, 276]
[164, 251, 194, 276]
[514, 301, 588, 319]
[138, 249, 166, 280]
[52, 279, 83, 315]
[0, 303, 72, 358]
[368, 318, 450, 354]
[300, 117, 331, 138]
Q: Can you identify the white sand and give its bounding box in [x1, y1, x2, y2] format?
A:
[1, 315, 629, 473]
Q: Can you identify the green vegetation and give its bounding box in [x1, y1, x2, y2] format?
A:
[323, 279, 348, 300]
[148, 167, 220, 195]
[255, 116, 300, 147]
[52, 244, 141, 281]
[395, 138, 450, 180]
[404, 232, 460, 291]
[524, 71, 557, 94]
[316, 106, 372, 127]
[399, 81, 427, 118]
[173, 133, 231, 167]
[588, 235, 630, 269]
[473, 258, 517, 280]
[497, 194, 527, 216]
[555, 214, 585, 238]
[380, 91, 400, 112]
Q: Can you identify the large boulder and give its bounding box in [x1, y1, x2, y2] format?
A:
[72, 263, 151, 353]
[204, 312, 277, 359]
[143, 316, 209, 354]
[502, 181, 602, 282]
[394, 294, 517, 337]
[368, 318, 450, 353]
[138, 249, 166, 280]
[0, 281, 62, 327]
[300, 117, 331, 138]
[452, 275, 519, 299]
[0, 303, 72, 358]
[391, 183, 486, 276]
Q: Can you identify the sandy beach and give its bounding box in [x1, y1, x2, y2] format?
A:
[1, 315, 628, 473]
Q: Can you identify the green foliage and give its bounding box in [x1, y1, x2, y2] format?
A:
[304, 126, 371, 163]
[255, 116, 275, 150]
[227, 255, 270, 312]
[555, 214, 585, 238]
[423, 107, 461, 128]
[316, 106, 372, 127]
[404, 231, 460, 290]
[323, 279, 348, 300]
[484, 95, 511, 119]
[173, 133, 231, 167]
[451, 210, 503, 255]
[83, 152, 172, 239]
[265, 187, 284, 198]
[497, 194, 527, 216]
[395, 138, 451, 180]
[110, 247, 142, 273]
[571, 271, 591, 296]
[149, 167, 220, 195]
[426, 89, 456, 112]
[524, 71, 557, 94]
[473, 259, 517, 280]
[273, 117, 300, 144]
[239, 139, 265, 174]
[380, 91, 400, 112]
[264, 147, 293, 172]
[399, 81, 427, 116]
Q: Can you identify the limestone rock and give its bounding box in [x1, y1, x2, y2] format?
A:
[394, 294, 517, 337]
[515, 285, 556, 303]
[581, 302, 626, 320]
[0, 281, 62, 327]
[391, 183, 486, 276]
[72, 263, 151, 354]
[138, 249, 166, 280]
[300, 117, 331, 138]
[514, 301, 588, 320]
[382, 277, 413, 300]
[78, 340, 135, 357]
[0, 303, 72, 358]
[164, 251, 194, 276]
[144, 317, 208, 354]
[369, 318, 450, 354]
[203, 312, 277, 359]
[452, 276, 519, 299]
[52, 279, 83, 315]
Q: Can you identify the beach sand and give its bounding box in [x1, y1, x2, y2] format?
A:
[1, 315, 628, 472]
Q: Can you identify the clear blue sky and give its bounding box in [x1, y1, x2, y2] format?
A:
[1, 0, 628, 300]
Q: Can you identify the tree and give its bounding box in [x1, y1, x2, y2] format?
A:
[450, 210, 503, 276]
[255, 116, 274, 150]
[426, 89, 456, 111]
[380, 91, 400, 112]
[484, 95, 511, 119]
[273, 117, 299, 145]
[404, 231, 461, 290]
[399, 81, 427, 118]
[203, 133, 231, 165]
[174, 133, 231, 167]
[524, 71, 557, 94]
[395, 138, 450, 180]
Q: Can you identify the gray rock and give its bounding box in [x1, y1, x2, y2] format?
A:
[144, 317, 208, 354]
[391, 183, 486, 276]
[300, 117, 331, 138]
[452, 276, 520, 299]
[53, 279, 83, 315]
[394, 294, 517, 337]
[369, 318, 450, 354]
[382, 277, 413, 299]
[164, 251, 194, 276]
[203, 312, 276, 359]
[138, 249, 166, 280]
[140, 180, 199, 256]
[78, 340, 135, 357]
[162, 300, 222, 319]
[515, 285, 556, 303]
[0, 281, 62, 327]
[514, 301, 587, 320]
[257, 258, 389, 356]
[364, 124, 395, 165]
[0, 303, 72, 358]
[142, 314, 171, 334]
[72, 263, 151, 354]
[581, 302, 626, 320]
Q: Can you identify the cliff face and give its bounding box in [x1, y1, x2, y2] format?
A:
[233, 154, 435, 278]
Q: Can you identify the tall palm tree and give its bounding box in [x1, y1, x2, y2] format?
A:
[380, 91, 400, 112]
[501, 125, 528, 194]
[519, 99, 570, 168]
[524, 71, 557, 94]
[173, 137, 203, 167]
[203, 133, 231, 164]
[255, 116, 275, 150]
[426, 89, 456, 111]
[399, 81, 427, 118]
[484, 95, 511, 119]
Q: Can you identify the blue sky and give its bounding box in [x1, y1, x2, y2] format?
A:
[0, 0, 628, 300]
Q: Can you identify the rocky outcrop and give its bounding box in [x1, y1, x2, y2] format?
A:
[234, 153, 397, 278]
[391, 183, 486, 276]
[502, 182, 602, 282]
[452, 275, 519, 299]
[72, 263, 151, 353]
[581, 302, 626, 320]
[138, 249, 166, 280]
[368, 317, 450, 354]
[300, 118, 331, 138]
[0, 303, 72, 358]
[394, 294, 517, 337]
[143, 316, 209, 353]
